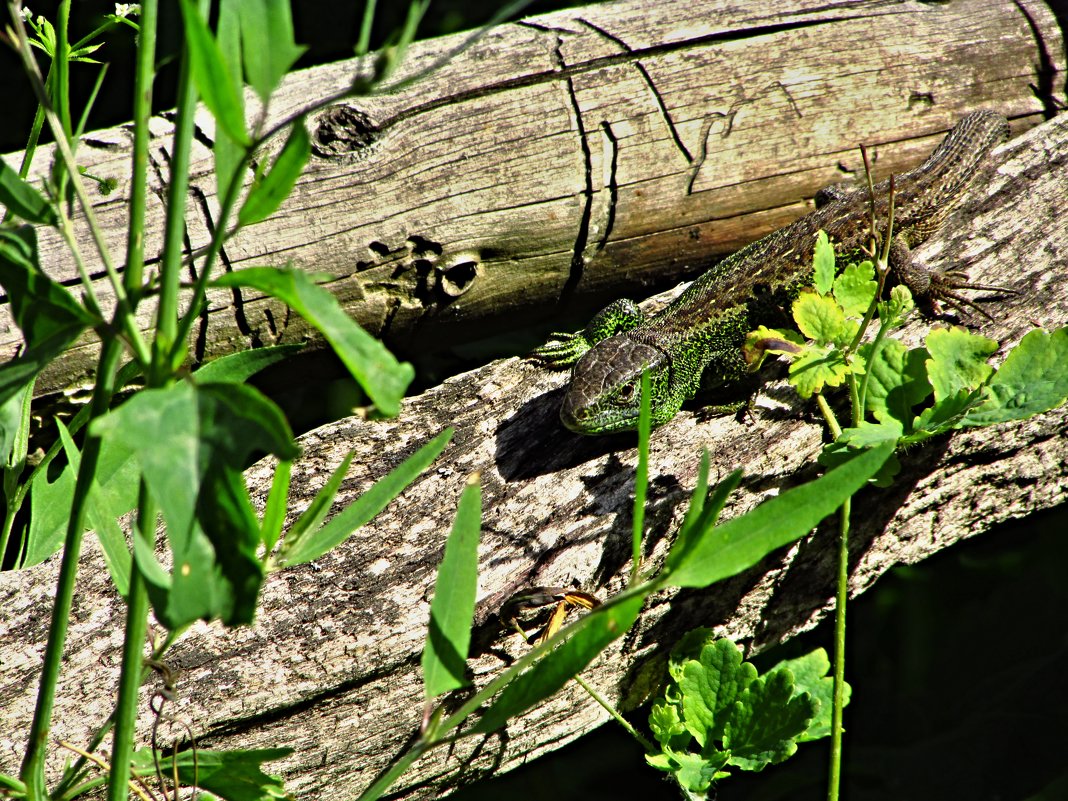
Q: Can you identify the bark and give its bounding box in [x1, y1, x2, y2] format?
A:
[1, 0, 1064, 402]
[2, 95, 1068, 799]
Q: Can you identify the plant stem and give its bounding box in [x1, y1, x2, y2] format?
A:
[106, 486, 157, 801]
[19, 341, 122, 798]
[573, 674, 656, 752]
[827, 498, 851, 801]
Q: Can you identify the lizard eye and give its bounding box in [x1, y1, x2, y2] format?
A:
[614, 381, 638, 406]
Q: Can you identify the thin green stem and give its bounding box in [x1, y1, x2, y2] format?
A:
[153, 4, 197, 378]
[106, 486, 156, 801]
[355, 741, 427, 801]
[124, 0, 157, 302]
[54, 0, 72, 140]
[573, 674, 656, 752]
[631, 370, 651, 585]
[355, 0, 377, 56]
[827, 497, 851, 801]
[19, 341, 122, 798]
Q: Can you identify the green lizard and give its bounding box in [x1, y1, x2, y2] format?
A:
[534, 111, 1011, 435]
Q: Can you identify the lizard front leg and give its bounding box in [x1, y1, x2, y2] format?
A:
[532, 299, 646, 367]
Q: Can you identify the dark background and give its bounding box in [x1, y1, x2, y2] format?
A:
[3, 3, 1067, 799]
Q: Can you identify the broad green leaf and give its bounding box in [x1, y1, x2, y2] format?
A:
[834, 420, 904, 449]
[772, 648, 845, 742]
[861, 340, 931, 426]
[133, 747, 292, 801]
[22, 454, 75, 568]
[818, 439, 901, 488]
[279, 428, 452, 566]
[180, 0, 251, 147]
[237, 0, 306, 100]
[214, 0, 245, 202]
[213, 267, 414, 415]
[678, 638, 755, 748]
[793, 291, 847, 343]
[925, 326, 996, 402]
[665, 443, 894, 588]
[832, 260, 877, 318]
[0, 156, 55, 224]
[724, 669, 815, 771]
[787, 344, 849, 399]
[961, 327, 1068, 426]
[237, 121, 310, 227]
[193, 343, 304, 383]
[91, 382, 297, 626]
[812, 230, 835, 295]
[472, 594, 643, 734]
[423, 474, 482, 698]
[0, 378, 32, 467]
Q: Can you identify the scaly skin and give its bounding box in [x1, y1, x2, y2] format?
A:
[535, 111, 1011, 434]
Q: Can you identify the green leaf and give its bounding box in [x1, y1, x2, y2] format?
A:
[213, 267, 414, 415]
[0, 227, 95, 350]
[279, 428, 452, 567]
[665, 443, 894, 588]
[133, 747, 292, 801]
[925, 326, 996, 403]
[833, 420, 904, 449]
[771, 648, 846, 742]
[0, 378, 32, 468]
[260, 459, 291, 553]
[281, 450, 355, 556]
[56, 421, 133, 596]
[832, 260, 877, 318]
[678, 638, 755, 748]
[22, 453, 75, 568]
[473, 594, 643, 734]
[0, 156, 56, 224]
[193, 343, 304, 383]
[878, 284, 915, 328]
[961, 327, 1068, 426]
[818, 439, 901, 488]
[180, 0, 251, 147]
[787, 344, 849, 399]
[793, 291, 847, 343]
[861, 340, 931, 426]
[909, 388, 984, 441]
[237, 121, 310, 227]
[812, 230, 835, 295]
[237, 0, 306, 100]
[90, 382, 298, 626]
[723, 668, 815, 771]
[423, 474, 482, 698]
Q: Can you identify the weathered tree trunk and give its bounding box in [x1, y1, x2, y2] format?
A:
[2, 91, 1068, 800]
[2, 0, 1063, 402]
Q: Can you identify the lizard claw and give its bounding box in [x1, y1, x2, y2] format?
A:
[928, 269, 1019, 321]
[532, 332, 592, 368]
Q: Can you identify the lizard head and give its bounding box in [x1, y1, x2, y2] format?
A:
[559, 335, 675, 435]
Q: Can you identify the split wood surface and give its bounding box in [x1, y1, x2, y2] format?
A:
[2, 1, 1068, 799]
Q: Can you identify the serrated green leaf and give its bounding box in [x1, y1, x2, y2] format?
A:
[649, 700, 688, 746]
[193, 344, 304, 384]
[659, 746, 723, 795]
[793, 291, 847, 343]
[665, 443, 894, 588]
[279, 429, 451, 567]
[212, 267, 414, 415]
[180, 0, 251, 147]
[961, 327, 1068, 426]
[0, 156, 56, 224]
[909, 387, 984, 442]
[237, 0, 306, 100]
[925, 326, 996, 402]
[423, 476, 482, 698]
[862, 340, 931, 426]
[238, 121, 310, 227]
[879, 284, 915, 327]
[812, 231, 835, 295]
[788, 344, 849, 399]
[723, 669, 814, 771]
[678, 638, 755, 748]
[832, 260, 877, 318]
[771, 648, 847, 742]
[742, 326, 804, 370]
[473, 594, 643, 735]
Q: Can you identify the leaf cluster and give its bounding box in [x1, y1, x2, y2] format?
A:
[646, 635, 842, 798]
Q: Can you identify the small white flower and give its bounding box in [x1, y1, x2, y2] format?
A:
[114, 3, 140, 17]
[18, 6, 32, 21]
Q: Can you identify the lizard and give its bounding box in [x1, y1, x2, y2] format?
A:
[533, 110, 1011, 435]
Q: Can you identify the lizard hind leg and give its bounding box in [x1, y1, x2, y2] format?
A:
[532, 298, 646, 368]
